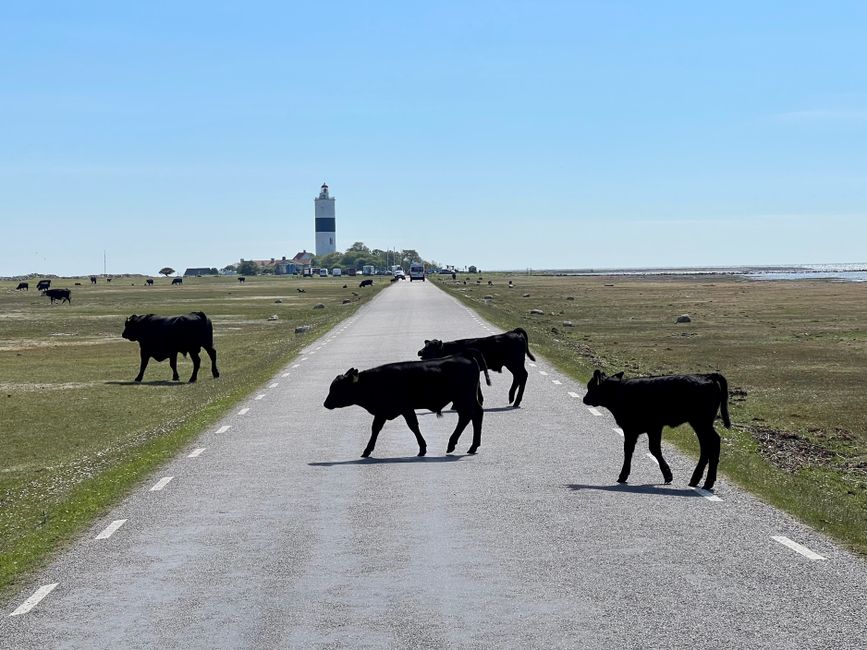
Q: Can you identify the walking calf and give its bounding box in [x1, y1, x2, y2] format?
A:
[582, 370, 730, 490]
[324, 352, 490, 457]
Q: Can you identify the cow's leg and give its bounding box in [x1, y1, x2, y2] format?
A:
[467, 406, 484, 454]
[402, 410, 427, 457]
[169, 353, 180, 381]
[477, 385, 484, 407]
[617, 433, 639, 483]
[206, 346, 219, 378]
[134, 350, 150, 382]
[188, 350, 201, 383]
[701, 427, 722, 491]
[647, 428, 673, 484]
[362, 415, 386, 458]
[688, 425, 710, 487]
[446, 413, 472, 454]
[510, 366, 529, 408]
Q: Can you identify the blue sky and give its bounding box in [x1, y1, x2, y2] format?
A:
[2, 1, 865, 275]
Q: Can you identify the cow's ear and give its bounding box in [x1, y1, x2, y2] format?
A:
[614, 371, 624, 380]
[346, 368, 359, 381]
[424, 340, 430, 345]
[592, 369, 603, 383]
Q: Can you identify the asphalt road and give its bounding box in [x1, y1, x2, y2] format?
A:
[3, 280, 866, 649]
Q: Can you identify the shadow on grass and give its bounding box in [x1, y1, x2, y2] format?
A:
[566, 483, 702, 497]
[104, 380, 186, 387]
[310, 454, 471, 467]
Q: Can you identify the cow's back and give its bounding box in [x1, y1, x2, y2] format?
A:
[620, 375, 723, 429]
[138, 313, 213, 357]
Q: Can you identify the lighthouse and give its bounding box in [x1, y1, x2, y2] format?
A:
[314, 182, 336, 256]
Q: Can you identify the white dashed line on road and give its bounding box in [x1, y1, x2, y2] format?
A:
[9, 583, 58, 616]
[301, 357, 309, 361]
[254, 394, 265, 400]
[692, 487, 723, 502]
[551, 380, 562, 385]
[238, 408, 250, 415]
[150, 477, 174, 492]
[216, 425, 231, 434]
[281, 373, 291, 378]
[538, 371, 548, 376]
[188, 448, 206, 458]
[613, 427, 624, 437]
[587, 407, 603, 417]
[568, 392, 580, 398]
[95, 519, 127, 540]
[292, 364, 300, 369]
[645, 453, 659, 466]
[772, 536, 826, 560]
[528, 363, 537, 367]
[268, 383, 278, 389]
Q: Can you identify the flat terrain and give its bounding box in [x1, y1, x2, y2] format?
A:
[2, 279, 865, 648]
[0, 274, 384, 593]
[434, 273, 867, 554]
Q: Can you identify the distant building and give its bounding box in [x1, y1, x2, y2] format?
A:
[291, 250, 315, 273]
[315, 182, 336, 256]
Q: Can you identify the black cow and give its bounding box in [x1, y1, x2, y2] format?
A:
[238, 276, 246, 283]
[15, 282, 28, 291]
[297, 288, 306, 293]
[324, 352, 490, 457]
[171, 277, 183, 286]
[145, 278, 154, 286]
[44, 288, 71, 304]
[359, 279, 373, 288]
[417, 327, 536, 407]
[106, 277, 112, 283]
[582, 370, 731, 491]
[90, 275, 97, 285]
[122, 312, 219, 383]
[36, 280, 51, 291]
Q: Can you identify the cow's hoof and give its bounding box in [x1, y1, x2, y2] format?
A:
[188, 378, 197, 384]
[134, 378, 143, 383]
[417, 449, 427, 457]
[361, 450, 372, 458]
[663, 475, 674, 484]
[446, 443, 456, 454]
[616, 478, 628, 484]
[512, 404, 522, 409]
[213, 372, 220, 378]
[688, 480, 699, 488]
[701, 484, 715, 492]
[467, 447, 478, 454]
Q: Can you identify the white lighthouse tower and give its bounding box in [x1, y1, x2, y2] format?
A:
[314, 182, 336, 256]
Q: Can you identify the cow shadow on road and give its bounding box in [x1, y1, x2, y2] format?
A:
[416, 406, 517, 416]
[566, 483, 703, 498]
[104, 380, 186, 387]
[310, 455, 471, 467]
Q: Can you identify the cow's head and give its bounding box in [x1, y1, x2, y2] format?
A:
[323, 368, 360, 409]
[121, 314, 144, 341]
[582, 369, 624, 406]
[417, 339, 444, 359]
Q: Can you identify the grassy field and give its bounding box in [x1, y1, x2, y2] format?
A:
[433, 273, 867, 554]
[0, 274, 385, 595]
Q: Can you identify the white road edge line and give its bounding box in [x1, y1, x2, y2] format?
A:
[150, 476, 173, 492]
[645, 453, 659, 466]
[254, 394, 265, 400]
[188, 448, 206, 458]
[291, 364, 300, 369]
[551, 380, 562, 385]
[538, 371, 548, 376]
[587, 407, 603, 416]
[613, 427, 624, 437]
[268, 383, 278, 388]
[238, 407, 250, 415]
[95, 519, 127, 540]
[10, 583, 58, 616]
[216, 425, 231, 434]
[281, 373, 291, 378]
[772, 536, 826, 560]
[691, 487, 723, 502]
[567, 391, 580, 398]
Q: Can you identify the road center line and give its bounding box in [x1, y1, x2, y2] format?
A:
[587, 407, 603, 416]
[567, 391, 580, 398]
[150, 476, 174, 492]
[188, 448, 206, 458]
[238, 407, 250, 415]
[254, 394, 265, 400]
[10, 583, 58, 616]
[551, 380, 562, 385]
[691, 487, 723, 502]
[216, 425, 231, 434]
[772, 536, 826, 560]
[95, 519, 127, 540]
[538, 371, 548, 376]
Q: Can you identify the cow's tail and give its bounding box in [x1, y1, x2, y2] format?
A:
[464, 347, 491, 386]
[514, 327, 536, 361]
[710, 373, 731, 428]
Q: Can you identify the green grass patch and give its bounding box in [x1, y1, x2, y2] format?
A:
[0, 274, 385, 596]
[435, 273, 867, 555]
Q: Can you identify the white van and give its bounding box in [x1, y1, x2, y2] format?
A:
[319, 268, 328, 277]
[332, 268, 342, 277]
[409, 262, 425, 282]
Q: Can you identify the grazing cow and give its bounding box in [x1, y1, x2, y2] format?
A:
[75, 282, 82, 286]
[145, 278, 154, 286]
[582, 370, 731, 490]
[488, 280, 493, 286]
[342, 284, 347, 289]
[452, 273, 456, 280]
[324, 351, 491, 457]
[418, 328, 536, 407]
[106, 277, 112, 283]
[121, 311, 219, 383]
[36, 280, 51, 291]
[44, 288, 71, 304]
[90, 275, 97, 285]
[238, 276, 246, 283]
[297, 288, 306, 293]
[359, 279, 373, 288]
[171, 277, 183, 286]
[15, 282, 28, 291]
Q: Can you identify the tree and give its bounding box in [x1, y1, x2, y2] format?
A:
[159, 267, 175, 277]
[237, 260, 258, 276]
